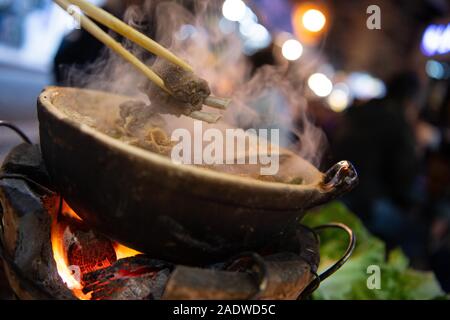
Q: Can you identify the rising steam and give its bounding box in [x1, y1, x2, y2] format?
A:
[59, 0, 327, 168]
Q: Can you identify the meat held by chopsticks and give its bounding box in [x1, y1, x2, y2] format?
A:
[143, 59, 211, 117]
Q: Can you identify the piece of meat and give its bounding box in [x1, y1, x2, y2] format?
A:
[143, 59, 211, 117]
[115, 100, 166, 136]
[130, 127, 174, 156]
[112, 101, 174, 156]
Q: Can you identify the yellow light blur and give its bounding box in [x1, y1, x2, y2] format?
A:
[327, 83, 352, 112]
[292, 3, 328, 45]
[328, 89, 349, 112]
[302, 9, 326, 32]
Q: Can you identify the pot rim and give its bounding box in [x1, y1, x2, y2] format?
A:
[38, 86, 326, 195]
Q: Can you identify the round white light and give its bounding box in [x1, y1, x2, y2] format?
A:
[222, 0, 247, 22]
[242, 24, 272, 54]
[328, 84, 351, 112]
[302, 9, 326, 32]
[239, 19, 257, 37]
[308, 73, 333, 97]
[249, 24, 270, 42]
[281, 39, 303, 61]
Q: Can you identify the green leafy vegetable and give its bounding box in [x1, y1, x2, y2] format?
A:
[302, 202, 446, 300]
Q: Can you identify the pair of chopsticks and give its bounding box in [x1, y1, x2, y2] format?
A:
[53, 0, 228, 123]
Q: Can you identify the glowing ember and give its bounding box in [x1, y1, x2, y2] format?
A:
[51, 200, 142, 300]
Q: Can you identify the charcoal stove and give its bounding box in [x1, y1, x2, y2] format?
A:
[0, 121, 355, 300]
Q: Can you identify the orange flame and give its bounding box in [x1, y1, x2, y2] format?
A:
[51, 200, 141, 300]
[114, 243, 142, 260]
[51, 215, 91, 300]
[61, 201, 83, 221]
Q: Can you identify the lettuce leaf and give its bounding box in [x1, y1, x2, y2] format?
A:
[302, 202, 446, 300]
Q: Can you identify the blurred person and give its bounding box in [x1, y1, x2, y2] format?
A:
[332, 71, 427, 264]
[428, 151, 450, 292]
[427, 95, 450, 292]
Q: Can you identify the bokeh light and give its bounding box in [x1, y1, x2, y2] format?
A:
[426, 60, 445, 79]
[302, 9, 326, 32]
[327, 83, 352, 112]
[347, 72, 386, 100]
[421, 23, 450, 56]
[308, 73, 333, 97]
[222, 0, 247, 22]
[281, 39, 303, 61]
[243, 24, 272, 54]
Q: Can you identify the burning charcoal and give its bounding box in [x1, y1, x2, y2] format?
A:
[66, 228, 117, 276]
[86, 271, 170, 300]
[143, 60, 211, 117]
[82, 256, 172, 300]
[0, 166, 77, 298]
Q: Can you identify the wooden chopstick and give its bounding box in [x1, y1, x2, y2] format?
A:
[64, 0, 230, 111]
[54, 0, 169, 93]
[190, 111, 222, 123]
[204, 96, 231, 110]
[65, 0, 193, 72]
[54, 0, 227, 122]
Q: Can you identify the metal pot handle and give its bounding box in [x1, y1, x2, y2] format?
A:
[298, 222, 356, 299]
[321, 161, 358, 195]
[0, 120, 32, 144]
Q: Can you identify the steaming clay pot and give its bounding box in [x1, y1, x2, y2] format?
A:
[37, 87, 358, 264]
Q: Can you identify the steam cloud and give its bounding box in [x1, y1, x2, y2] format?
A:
[59, 0, 327, 168]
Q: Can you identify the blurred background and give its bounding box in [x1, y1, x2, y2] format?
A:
[0, 0, 449, 296]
